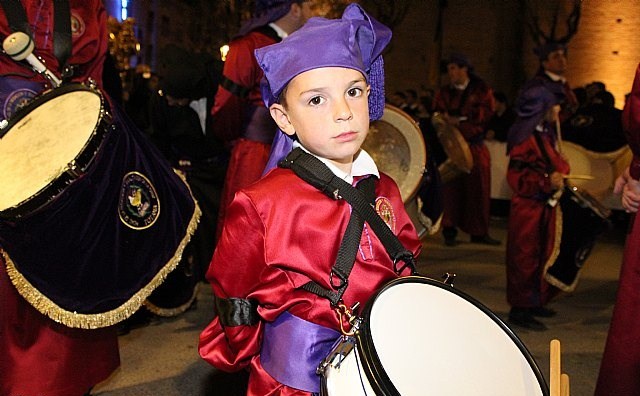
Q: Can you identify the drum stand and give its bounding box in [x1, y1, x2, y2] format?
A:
[550, 339, 570, 396]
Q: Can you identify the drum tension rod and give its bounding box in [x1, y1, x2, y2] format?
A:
[441, 272, 456, 286]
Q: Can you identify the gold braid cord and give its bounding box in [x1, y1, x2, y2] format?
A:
[3, 169, 202, 329]
[144, 283, 199, 318]
[542, 204, 573, 292]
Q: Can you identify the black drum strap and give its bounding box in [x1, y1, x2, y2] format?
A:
[0, 0, 71, 74]
[0, 0, 31, 36]
[533, 130, 556, 174]
[300, 177, 371, 306]
[279, 148, 417, 306]
[53, 0, 71, 73]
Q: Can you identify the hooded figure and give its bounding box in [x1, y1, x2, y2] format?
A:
[595, 62, 640, 396]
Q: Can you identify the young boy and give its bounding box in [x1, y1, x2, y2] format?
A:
[199, 4, 422, 395]
[505, 82, 569, 331]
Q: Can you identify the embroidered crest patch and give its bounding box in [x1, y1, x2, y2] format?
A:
[70, 11, 86, 38]
[375, 197, 396, 233]
[3, 88, 37, 119]
[118, 172, 160, 229]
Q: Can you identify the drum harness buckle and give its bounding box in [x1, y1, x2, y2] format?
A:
[317, 302, 362, 374]
[335, 301, 361, 336]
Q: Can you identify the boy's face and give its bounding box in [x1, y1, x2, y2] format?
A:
[270, 67, 370, 172]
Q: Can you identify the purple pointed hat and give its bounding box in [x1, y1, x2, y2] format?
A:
[237, 0, 297, 37]
[507, 80, 565, 152]
[255, 3, 392, 173]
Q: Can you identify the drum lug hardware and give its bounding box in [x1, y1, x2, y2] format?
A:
[102, 110, 114, 125]
[65, 161, 83, 178]
[441, 272, 456, 286]
[317, 335, 356, 374]
[0, 119, 8, 131]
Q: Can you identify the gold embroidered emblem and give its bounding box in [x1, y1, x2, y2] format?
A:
[375, 197, 396, 233]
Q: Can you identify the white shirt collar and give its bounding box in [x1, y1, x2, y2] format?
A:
[292, 141, 380, 184]
[545, 70, 566, 83]
[269, 23, 288, 40]
[452, 78, 470, 91]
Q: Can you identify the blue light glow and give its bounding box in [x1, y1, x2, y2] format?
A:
[121, 0, 128, 21]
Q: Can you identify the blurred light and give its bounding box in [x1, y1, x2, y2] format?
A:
[220, 44, 230, 61]
[121, 0, 128, 21]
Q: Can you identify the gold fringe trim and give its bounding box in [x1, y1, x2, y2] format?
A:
[144, 283, 199, 317]
[542, 203, 580, 292]
[3, 169, 201, 329]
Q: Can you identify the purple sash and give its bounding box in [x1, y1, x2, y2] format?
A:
[261, 311, 341, 393]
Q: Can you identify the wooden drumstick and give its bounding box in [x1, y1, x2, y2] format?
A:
[550, 339, 561, 396]
[2, 32, 61, 87]
[562, 174, 595, 180]
[556, 117, 564, 154]
[561, 373, 570, 396]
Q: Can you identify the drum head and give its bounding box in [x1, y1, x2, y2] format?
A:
[363, 105, 426, 202]
[562, 142, 613, 199]
[431, 112, 473, 173]
[0, 85, 103, 212]
[358, 276, 547, 396]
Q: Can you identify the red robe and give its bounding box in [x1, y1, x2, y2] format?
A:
[595, 62, 640, 396]
[433, 76, 495, 236]
[0, 2, 119, 394]
[213, 27, 280, 241]
[0, 0, 106, 89]
[506, 130, 570, 308]
[199, 163, 422, 395]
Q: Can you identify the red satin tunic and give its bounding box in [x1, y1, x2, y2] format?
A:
[595, 62, 640, 396]
[199, 168, 422, 395]
[212, 27, 280, 241]
[506, 131, 570, 308]
[0, 0, 107, 88]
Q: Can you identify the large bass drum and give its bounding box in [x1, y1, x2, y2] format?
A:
[364, 105, 430, 236]
[431, 112, 473, 184]
[0, 83, 200, 328]
[319, 276, 547, 396]
[363, 104, 426, 203]
[544, 185, 612, 292]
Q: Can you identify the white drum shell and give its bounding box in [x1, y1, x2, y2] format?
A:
[322, 278, 545, 396]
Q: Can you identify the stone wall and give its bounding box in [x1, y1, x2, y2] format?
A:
[384, 0, 640, 108]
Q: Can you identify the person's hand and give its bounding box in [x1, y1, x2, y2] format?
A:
[443, 113, 460, 126]
[549, 172, 565, 190]
[614, 166, 631, 195]
[615, 166, 640, 212]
